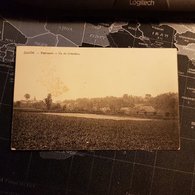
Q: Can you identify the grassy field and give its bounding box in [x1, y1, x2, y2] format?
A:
[11, 111, 180, 150]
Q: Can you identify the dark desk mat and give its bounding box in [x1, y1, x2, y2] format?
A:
[0, 16, 195, 195]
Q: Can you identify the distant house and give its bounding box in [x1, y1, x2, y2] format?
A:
[18, 99, 33, 106]
[145, 94, 152, 99]
[100, 107, 111, 113]
[120, 107, 134, 114]
[136, 105, 156, 115]
[16, 99, 45, 109]
[65, 103, 75, 111]
[92, 106, 98, 112]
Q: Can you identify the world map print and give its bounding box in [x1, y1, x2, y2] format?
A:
[0, 16, 195, 194]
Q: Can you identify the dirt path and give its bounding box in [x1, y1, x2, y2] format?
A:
[43, 112, 155, 121]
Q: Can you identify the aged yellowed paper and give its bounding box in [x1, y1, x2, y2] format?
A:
[12, 46, 179, 150]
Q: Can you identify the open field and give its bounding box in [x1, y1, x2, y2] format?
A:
[11, 111, 180, 150]
[43, 112, 154, 121]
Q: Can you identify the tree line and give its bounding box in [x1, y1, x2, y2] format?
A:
[14, 92, 179, 116]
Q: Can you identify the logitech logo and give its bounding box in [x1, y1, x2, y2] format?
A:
[129, 0, 155, 6]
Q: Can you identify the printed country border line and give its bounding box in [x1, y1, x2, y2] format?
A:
[2, 46, 15, 63]
[0, 176, 67, 192]
[97, 35, 102, 47]
[65, 155, 75, 195]
[193, 164, 195, 195]
[176, 44, 195, 64]
[44, 22, 80, 47]
[3, 20, 194, 48]
[91, 30, 109, 47]
[4, 19, 61, 46]
[93, 38, 97, 46]
[173, 35, 195, 57]
[0, 70, 10, 74]
[170, 23, 176, 48]
[180, 59, 193, 130]
[191, 177, 195, 195]
[136, 23, 170, 46]
[179, 74, 195, 80]
[24, 29, 58, 47]
[0, 136, 9, 141]
[0, 15, 6, 41]
[171, 29, 195, 51]
[81, 22, 86, 44]
[0, 69, 9, 104]
[122, 25, 153, 48]
[124, 29, 158, 48]
[173, 29, 195, 46]
[112, 28, 141, 48]
[0, 42, 16, 52]
[130, 151, 137, 189]
[190, 162, 195, 195]
[165, 24, 195, 35]
[108, 35, 118, 47]
[0, 61, 23, 69]
[3, 20, 27, 41]
[137, 23, 145, 38]
[84, 23, 110, 47]
[86, 152, 95, 193]
[77, 151, 195, 174]
[162, 23, 178, 48]
[82, 23, 110, 47]
[0, 103, 12, 107]
[108, 25, 125, 47]
[55, 35, 59, 46]
[2, 20, 181, 46]
[46, 26, 79, 47]
[123, 24, 174, 45]
[179, 105, 195, 110]
[132, 25, 138, 47]
[149, 151, 158, 195]
[0, 40, 16, 48]
[18, 22, 60, 47]
[181, 137, 195, 142]
[3, 20, 177, 48]
[47, 22, 109, 47]
[58, 34, 79, 47]
[42, 150, 194, 194]
[140, 35, 174, 46]
[109, 22, 129, 33]
[163, 24, 183, 48]
[181, 25, 195, 33]
[137, 23, 176, 44]
[0, 38, 12, 46]
[135, 24, 166, 48]
[107, 151, 117, 195]
[26, 32, 51, 39]
[0, 20, 4, 41]
[5, 19, 171, 47]
[24, 152, 33, 181]
[119, 28, 139, 40]
[5, 18, 53, 42]
[179, 25, 195, 34]
[0, 38, 18, 59]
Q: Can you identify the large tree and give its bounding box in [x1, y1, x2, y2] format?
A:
[44, 93, 53, 110]
[151, 92, 178, 115]
[24, 93, 30, 101]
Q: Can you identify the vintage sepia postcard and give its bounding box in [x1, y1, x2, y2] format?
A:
[11, 46, 179, 150]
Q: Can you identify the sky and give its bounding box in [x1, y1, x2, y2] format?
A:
[14, 46, 178, 102]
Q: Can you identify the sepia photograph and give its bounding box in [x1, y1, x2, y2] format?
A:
[11, 46, 179, 150]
